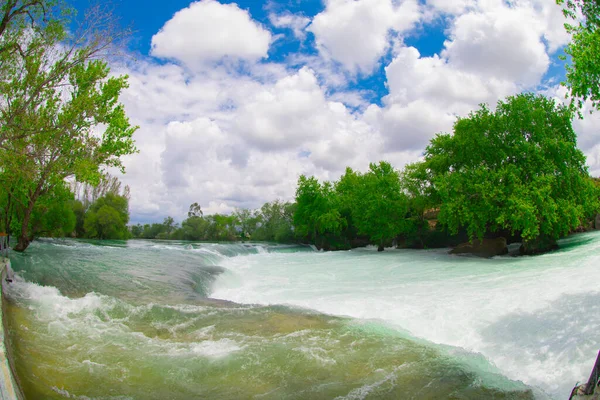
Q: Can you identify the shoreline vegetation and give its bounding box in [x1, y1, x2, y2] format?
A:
[1, 0, 600, 257]
[129, 94, 600, 257]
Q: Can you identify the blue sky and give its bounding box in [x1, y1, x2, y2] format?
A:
[66, 0, 600, 223]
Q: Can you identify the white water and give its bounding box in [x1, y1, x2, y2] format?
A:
[212, 232, 600, 399]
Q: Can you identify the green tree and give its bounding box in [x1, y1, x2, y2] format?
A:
[557, 0, 600, 110]
[28, 182, 76, 238]
[351, 162, 410, 251]
[294, 177, 345, 245]
[71, 199, 85, 237]
[424, 93, 599, 253]
[234, 208, 261, 239]
[161, 216, 177, 237]
[399, 162, 439, 247]
[208, 214, 238, 241]
[255, 200, 295, 242]
[130, 223, 142, 238]
[180, 215, 210, 241]
[0, 2, 137, 251]
[83, 193, 130, 240]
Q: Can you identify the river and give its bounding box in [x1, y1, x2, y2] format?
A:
[5, 232, 600, 399]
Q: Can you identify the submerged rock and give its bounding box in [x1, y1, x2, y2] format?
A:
[519, 236, 558, 255]
[450, 237, 508, 258]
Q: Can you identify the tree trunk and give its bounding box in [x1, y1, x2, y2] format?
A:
[13, 198, 36, 252]
[14, 232, 31, 252]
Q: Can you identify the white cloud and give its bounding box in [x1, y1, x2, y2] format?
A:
[373, 46, 517, 151]
[151, 0, 272, 67]
[109, 0, 600, 224]
[116, 61, 382, 221]
[424, 0, 475, 16]
[269, 12, 311, 40]
[441, 4, 550, 87]
[545, 85, 600, 175]
[309, 0, 421, 74]
[371, 0, 570, 152]
[235, 67, 354, 151]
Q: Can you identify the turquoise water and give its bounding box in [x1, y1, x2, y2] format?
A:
[5, 233, 600, 399]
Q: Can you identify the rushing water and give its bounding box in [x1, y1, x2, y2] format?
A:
[4, 232, 600, 399]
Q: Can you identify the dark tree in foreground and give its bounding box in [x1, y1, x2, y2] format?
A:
[0, 1, 137, 251]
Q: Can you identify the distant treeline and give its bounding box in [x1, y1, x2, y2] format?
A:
[130, 201, 295, 243]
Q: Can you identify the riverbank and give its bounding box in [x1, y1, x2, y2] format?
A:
[0, 258, 22, 400]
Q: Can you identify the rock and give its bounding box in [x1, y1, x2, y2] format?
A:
[596, 214, 600, 230]
[519, 236, 558, 255]
[450, 237, 508, 258]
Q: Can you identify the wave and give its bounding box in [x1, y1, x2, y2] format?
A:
[211, 231, 600, 399]
[5, 274, 538, 400]
[9, 233, 600, 398]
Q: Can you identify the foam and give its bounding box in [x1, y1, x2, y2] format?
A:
[212, 231, 600, 399]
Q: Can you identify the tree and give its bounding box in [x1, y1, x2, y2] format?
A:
[0, 2, 137, 251]
[255, 200, 295, 242]
[424, 93, 599, 253]
[71, 199, 85, 237]
[399, 162, 439, 247]
[162, 216, 177, 236]
[83, 193, 130, 240]
[557, 0, 600, 111]
[294, 177, 345, 245]
[28, 182, 76, 238]
[130, 223, 142, 238]
[180, 215, 210, 241]
[233, 208, 260, 239]
[351, 162, 410, 251]
[72, 172, 129, 209]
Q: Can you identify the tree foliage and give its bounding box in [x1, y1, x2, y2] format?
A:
[352, 162, 410, 250]
[130, 200, 296, 243]
[557, 0, 600, 110]
[0, 1, 137, 251]
[294, 162, 413, 251]
[294, 176, 345, 243]
[83, 193, 130, 240]
[423, 93, 599, 251]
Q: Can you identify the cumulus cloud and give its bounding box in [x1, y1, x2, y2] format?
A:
[151, 0, 272, 67]
[442, 3, 549, 86]
[116, 62, 383, 221]
[372, 0, 571, 152]
[309, 0, 421, 74]
[424, 0, 475, 16]
[371, 46, 517, 151]
[269, 12, 311, 40]
[109, 0, 600, 223]
[234, 67, 337, 150]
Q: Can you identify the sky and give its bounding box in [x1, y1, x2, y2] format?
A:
[69, 0, 600, 224]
